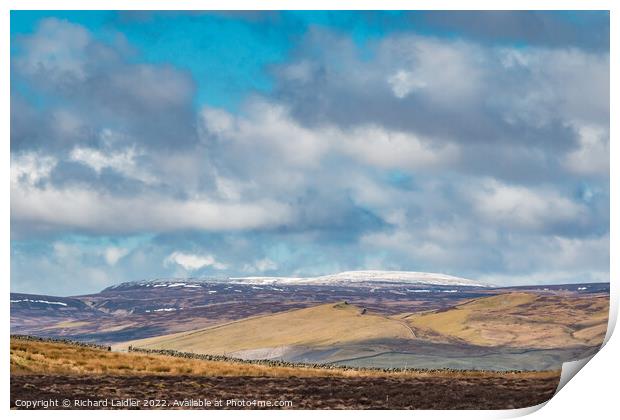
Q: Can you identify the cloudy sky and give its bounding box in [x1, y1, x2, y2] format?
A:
[10, 11, 609, 295]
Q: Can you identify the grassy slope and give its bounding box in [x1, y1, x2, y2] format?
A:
[11, 338, 559, 379]
[124, 294, 609, 355]
[123, 302, 415, 355]
[403, 292, 609, 348]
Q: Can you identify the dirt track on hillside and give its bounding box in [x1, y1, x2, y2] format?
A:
[11, 373, 559, 409]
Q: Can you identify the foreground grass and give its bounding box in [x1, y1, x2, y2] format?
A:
[11, 338, 558, 380]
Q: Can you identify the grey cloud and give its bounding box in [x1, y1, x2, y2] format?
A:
[272, 30, 609, 186]
[415, 11, 609, 52]
[12, 18, 198, 153]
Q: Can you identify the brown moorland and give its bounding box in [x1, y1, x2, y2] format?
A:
[10, 338, 560, 410]
[13, 337, 550, 379]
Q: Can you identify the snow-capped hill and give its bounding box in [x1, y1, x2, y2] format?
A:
[102, 278, 210, 292]
[101, 271, 490, 292]
[230, 270, 490, 287]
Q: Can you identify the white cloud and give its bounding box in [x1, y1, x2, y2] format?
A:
[201, 107, 235, 136]
[468, 180, 587, 230]
[11, 182, 294, 233]
[201, 102, 459, 173]
[338, 125, 459, 170]
[11, 152, 57, 187]
[387, 69, 426, 98]
[69, 145, 157, 184]
[202, 102, 330, 169]
[164, 252, 227, 271]
[104, 247, 129, 266]
[11, 149, 294, 234]
[70, 146, 131, 173]
[380, 36, 485, 106]
[564, 125, 609, 176]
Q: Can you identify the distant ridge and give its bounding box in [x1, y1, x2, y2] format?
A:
[102, 278, 209, 292]
[101, 270, 490, 292]
[230, 270, 490, 287]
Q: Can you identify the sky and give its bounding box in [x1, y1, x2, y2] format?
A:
[10, 11, 610, 295]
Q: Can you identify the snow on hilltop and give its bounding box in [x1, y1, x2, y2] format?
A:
[229, 270, 490, 287]
[103, 271, 490, 292]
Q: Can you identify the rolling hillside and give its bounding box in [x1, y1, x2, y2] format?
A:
[12, 279, 607, 345]
[121, 291, 609, 371]
[403, 292, 609, 348]
[124, 302, 415, 356]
